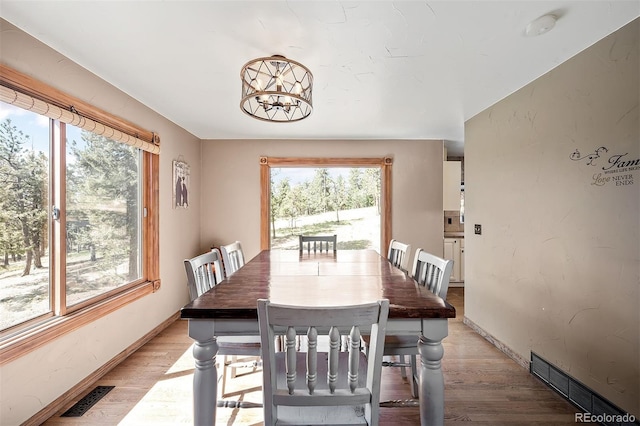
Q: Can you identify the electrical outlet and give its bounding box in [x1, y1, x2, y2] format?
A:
[474, 224, 482, 235]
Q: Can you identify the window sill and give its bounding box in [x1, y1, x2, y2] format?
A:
[0, 280, 160, 365]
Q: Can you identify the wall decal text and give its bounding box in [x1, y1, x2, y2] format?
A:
[570, 146, 638, 187]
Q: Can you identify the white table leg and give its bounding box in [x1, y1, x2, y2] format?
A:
[419, 318, 448, 426]
[189, 320, 219, 426]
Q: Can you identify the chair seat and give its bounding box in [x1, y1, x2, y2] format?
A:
[381, 335, 418, 351]
[275, 406, 369, 425]
[361, 335, 418, 355]
[217, 336, 262, 356]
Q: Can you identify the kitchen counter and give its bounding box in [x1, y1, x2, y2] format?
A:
[444, 232, 464, 238]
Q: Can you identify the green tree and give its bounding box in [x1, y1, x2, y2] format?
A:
[0, 119, 48, 275]
[269, 171, 284, 239]
[69, 131, 139, 281]
[290, 184, 309, 224]
[348, 168, 366, 209]
[309, 168, 332, 214]
[331, 175, 348, 223]
[360, 168, 381, 212]
[272, 177, 292, 235]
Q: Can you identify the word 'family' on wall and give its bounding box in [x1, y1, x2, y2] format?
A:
[570, 146, 639, 187]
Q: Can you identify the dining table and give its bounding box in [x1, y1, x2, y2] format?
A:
[180, 249, 456, 426]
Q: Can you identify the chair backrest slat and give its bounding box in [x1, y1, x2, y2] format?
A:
[299, 234, 337, 254]
[410, 248, 454, 299]
[307, 326, 318, 394]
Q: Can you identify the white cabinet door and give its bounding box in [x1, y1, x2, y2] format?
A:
[443, 161, 462, 211]
[460, 238, 465, 282]
[443, 238, 461, 282]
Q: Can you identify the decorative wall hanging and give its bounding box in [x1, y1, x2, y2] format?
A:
[570, 146, 638, 187]
[173, 159, 190, 208]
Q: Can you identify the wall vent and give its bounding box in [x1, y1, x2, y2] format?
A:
[531, 353, 637, 426]
[61, 385, 115, 417]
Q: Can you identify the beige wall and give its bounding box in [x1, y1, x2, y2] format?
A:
[0, 20, 201, 425]
[465, 19, 639, 416]
[200, 139, 445, 260]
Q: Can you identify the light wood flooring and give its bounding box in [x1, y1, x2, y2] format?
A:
[41, 288, 578, 425]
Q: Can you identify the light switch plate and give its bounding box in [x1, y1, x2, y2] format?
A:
[474, 224, 482, 235]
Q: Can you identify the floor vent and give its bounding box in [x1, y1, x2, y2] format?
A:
[61, 386, 115, 417]
[531, 353, 638, 426]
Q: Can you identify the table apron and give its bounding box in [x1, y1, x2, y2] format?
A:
[188, 317, 448, 339]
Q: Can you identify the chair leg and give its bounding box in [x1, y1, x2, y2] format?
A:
[410, 354, 419, 398]
[230, 355, 238, 378]
[399, 355, 408, 379]
[221, 355, 229, 397]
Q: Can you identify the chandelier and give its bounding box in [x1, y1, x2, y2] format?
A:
[240, 55, 313, 122]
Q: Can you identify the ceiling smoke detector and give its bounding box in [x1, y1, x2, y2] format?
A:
[525, 14, 557, 37]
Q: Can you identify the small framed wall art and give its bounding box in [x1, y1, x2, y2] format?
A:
[172, 159, 190, 209]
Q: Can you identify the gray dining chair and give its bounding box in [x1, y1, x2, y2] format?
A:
[258, 298, 389, 425]
[299, 234, 337, 254]
[219, 240, 245, 276]
[379, 249, 453, 397]
[184, 248, 261, 397]
[360, 238, 411, 380]
[387, 238, 411, 272]
[183, 249, 224, 302]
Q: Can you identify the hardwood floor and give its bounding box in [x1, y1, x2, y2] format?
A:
[41, 288, 578, 425]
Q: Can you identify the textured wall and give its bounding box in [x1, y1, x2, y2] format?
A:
[465, 19, 639, 415]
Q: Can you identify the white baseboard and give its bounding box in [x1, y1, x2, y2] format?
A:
[463, 315, 530, 370]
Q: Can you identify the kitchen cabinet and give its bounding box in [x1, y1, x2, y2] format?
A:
[443, 161, 462, 211]
[444, 237, 464, 283]
[460, 238, 465, 282]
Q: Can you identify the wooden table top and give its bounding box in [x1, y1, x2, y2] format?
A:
[181, 249, 456, 320]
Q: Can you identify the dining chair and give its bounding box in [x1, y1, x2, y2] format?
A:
[387, 238, 411, 272]
[184, 248, 261, 397]
[183, 249, 224, 302]
[258, 298, 389, 426]
[361, 239, 410, 380]
[377, 249, 453, 398]
[299, 234, 337, 254]
[219, 240, 245, 276]
[219, 241, 265, 390]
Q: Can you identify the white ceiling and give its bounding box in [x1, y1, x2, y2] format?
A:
[1, 1, 638, 157]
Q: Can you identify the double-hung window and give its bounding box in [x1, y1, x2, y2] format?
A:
[0, 65, 160, 363]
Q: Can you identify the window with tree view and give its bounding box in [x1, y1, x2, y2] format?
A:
[0, 108, 50, 330]
[65, 124, 142, 307]
[0, 101, 145, 332]
[270, 167, 381, 252]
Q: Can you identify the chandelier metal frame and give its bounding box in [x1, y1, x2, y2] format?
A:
[240, 55, 313, 122]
